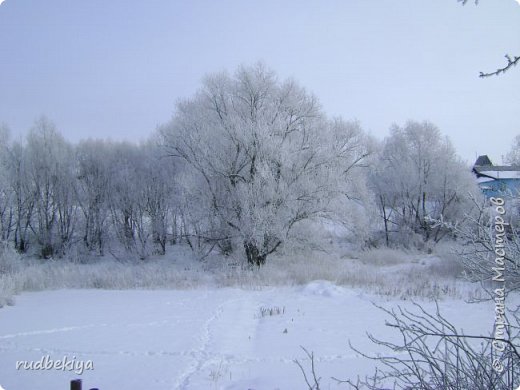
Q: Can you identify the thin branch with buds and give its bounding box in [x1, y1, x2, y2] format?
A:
[457, 0, 518, 78]
[479, 54, 520, 78]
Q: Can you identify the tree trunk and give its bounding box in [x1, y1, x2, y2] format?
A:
[380, 195, 389, 247]
[244, 240, 267, 267]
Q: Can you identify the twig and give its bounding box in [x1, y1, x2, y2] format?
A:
[480, 54, 520, 78]
[294, 346, 321, 390]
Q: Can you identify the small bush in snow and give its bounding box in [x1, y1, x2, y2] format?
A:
[258, 306, 285, 318]
[0, 242, 22, 275]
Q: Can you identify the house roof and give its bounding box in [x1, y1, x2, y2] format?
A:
[472, 154, 520, 180]
[474, 155, 493, 166]
[473, 154, 520, 174]
[473, 167, 520, 180]
[474, 165, 520, 173]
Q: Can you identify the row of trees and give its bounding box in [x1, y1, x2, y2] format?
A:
[0, 64, 483, 264]
[0, 119, 178, 259]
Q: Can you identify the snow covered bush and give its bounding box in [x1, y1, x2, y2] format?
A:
[342, 302, 520, 390]
[0, 241, 22, 306]
[0, 241, 21, 275]
[430, 195, 520, 297]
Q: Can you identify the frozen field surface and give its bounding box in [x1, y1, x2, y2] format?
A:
[0, 284, 501, 390]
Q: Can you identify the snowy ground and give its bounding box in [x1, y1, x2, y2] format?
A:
[0, 283, 505, 390]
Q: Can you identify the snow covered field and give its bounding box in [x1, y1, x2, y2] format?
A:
[0, 283, 505, 390]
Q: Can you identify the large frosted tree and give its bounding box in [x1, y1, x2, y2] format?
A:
[161, 64, 369, 266]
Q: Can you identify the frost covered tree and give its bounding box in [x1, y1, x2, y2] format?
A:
[137, 139, 178, 256]
[369, 121, 479, 246]
[105, 142, 146, 257]
[161, 63, 370, 266]
[505, 134, 520, 166]
[0, 124, 14, 242]
[104, 140, 178, 259]
[75, 139, 112, 256]
[452, 197, 520, 295]
[25, 118, 78, 258]
[4, 139, 34, 253]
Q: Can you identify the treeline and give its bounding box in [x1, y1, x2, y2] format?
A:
[0, 64, 481, 264]
[0, 119, 179, 260]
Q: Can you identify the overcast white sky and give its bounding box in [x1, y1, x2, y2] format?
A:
[0, 0, 519, 164]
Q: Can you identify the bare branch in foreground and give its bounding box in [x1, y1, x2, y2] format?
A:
[338, 302, 520, 389]
[294, 346, 322, 390]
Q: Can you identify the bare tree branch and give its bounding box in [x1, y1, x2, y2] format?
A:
[480, 54, 520, 78]
[294, 346, 322, 390]
[457, 0, 518, 78]
[339, 302, 520, 389]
